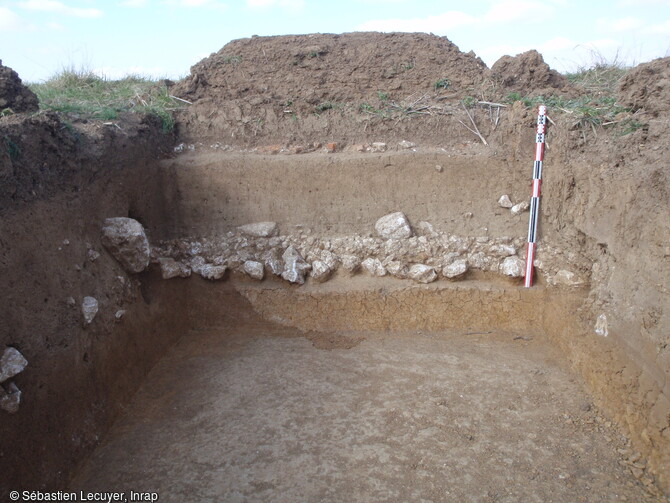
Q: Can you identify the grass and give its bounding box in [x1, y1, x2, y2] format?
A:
[29, 69, 185, 132]
[3, 135, 21, 161]
[505, 55, 644, 136]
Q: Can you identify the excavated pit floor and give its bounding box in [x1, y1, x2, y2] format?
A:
[71, 300, 661, 503]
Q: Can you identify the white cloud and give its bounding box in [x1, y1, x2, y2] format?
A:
[121, 0, 150, 6]
[356, 2, 554, 34]
[17, 0, 103, 18]
[484, 0, 554, 24]
[356, 11, 477, 33]
[649, 19, 670, 34]
[596, 17, 645, 32]
[164, 0, 227, 9]
[0, 7, 25, 31]
[246, 0, 305, 10]
[538, 37, 575, 52]
[92, 65, 170, 80]
[46, 20, 66, 30]
[617, 0, 668, 5]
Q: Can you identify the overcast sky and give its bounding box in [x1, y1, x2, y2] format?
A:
[1, 0, 669, 82]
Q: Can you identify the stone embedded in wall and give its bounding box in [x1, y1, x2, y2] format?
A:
[488, 244, 517, 257]
[500, 256, 525, 278]
[595, 314, 608, 337]
[115, 310, 126, 322]
[361, 257, 386, 277]
[511, 201, 530, 215]
[549, 269, 586, 287]
[281, 245, 311, 284]
[340, 254, 361, 275]
[0, 347, 28, 383]
[197, 264, 227, 281]
[408, 264, 438, 284]
[100, 217, 151, 273]
[0, 382, 22, 414]
[243, 260, 265, 280]
[498, 195, 513, 208]
[398, 140, 416, 149]
[443, 259, 468, 279]
[310, 260, 332, 283]
[375, 212, 413, 239]
[386, 260, 409, 279]
[81, 296, 99, 325]
[416, 221, 438, 238]
[262, 249, 284, 276]
[87, 249, 101, 262]
[371, 142, 387, 152]
[238, 221, 279, 238]
[158, 257, 191, 279]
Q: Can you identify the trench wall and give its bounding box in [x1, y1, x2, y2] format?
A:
[0, 136, 667, 495]
[166, 150, 669, 492]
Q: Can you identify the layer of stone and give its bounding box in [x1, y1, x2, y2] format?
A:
[152, 229, 588, 287]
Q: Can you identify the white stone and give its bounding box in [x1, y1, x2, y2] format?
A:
[435, 164, 444, 172]
[238, 222, 279, 238]
[196, 264, 227, 281]
[243, 260, 265, 280]
[416, 221, 437, 237]
[398, 140, 416, 149]
[488, 244, 517, 257]
[550, 269, 585, 287]
[340, 254, 361, 275]
[310, 260, 332, 283]
[100, 217, 151, 273]
[158, 257, 191, 279]
[262, 250, 283, 276]
[500, 256, 526, 277]
[375, 212, 413, 239]
[0, 348, 28, 383]
[0, 382, 21, 414]
[371, 142, 387, 152]
[511, 201, 530, 215]
[443, 259, 468, 279]
[82, 296, 99, 324]
[386, 261, 409, 279]
[115, 310, 126, 322]
[468, 251, 492, 270]
[361, 258, 386, 277]
[408, 264, 438, 284]
[281, 245, 311, 284]
[595, 314, 608, 337]
[87, 249, 100, 262]
[498, 194, 513, 208]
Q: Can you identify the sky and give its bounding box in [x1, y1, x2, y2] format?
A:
[1, 0, 669, 83]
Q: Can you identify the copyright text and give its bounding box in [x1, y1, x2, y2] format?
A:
[10, 491, 159, 502]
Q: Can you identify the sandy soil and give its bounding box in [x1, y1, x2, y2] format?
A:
[73, 318, 662, 503]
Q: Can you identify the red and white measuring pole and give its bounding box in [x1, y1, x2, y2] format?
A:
[524, 105, 548, 288]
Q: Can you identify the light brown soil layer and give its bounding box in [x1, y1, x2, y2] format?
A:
[72, 284, 662, 502]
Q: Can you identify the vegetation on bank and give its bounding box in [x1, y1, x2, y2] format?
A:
[28, 69, 185, 132]
[26, 59, 641, 137]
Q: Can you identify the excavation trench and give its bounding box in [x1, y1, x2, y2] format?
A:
[1, 148, 667, 501]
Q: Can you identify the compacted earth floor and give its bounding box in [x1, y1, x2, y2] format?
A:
[72, 317, 663, 503]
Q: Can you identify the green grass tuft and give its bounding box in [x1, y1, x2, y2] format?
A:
[29, 69, 184, 132]
[3, 135, 21, 161]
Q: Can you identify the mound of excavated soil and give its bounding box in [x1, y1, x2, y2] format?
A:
[172, 32, 577, 147]
[490, 49, 575, 97]
[175, 32, 488, 106]
[0, 60, 39, 113]
[618, 56, 670, 117]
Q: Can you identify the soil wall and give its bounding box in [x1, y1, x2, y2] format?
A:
[0, 115, 187, 496]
